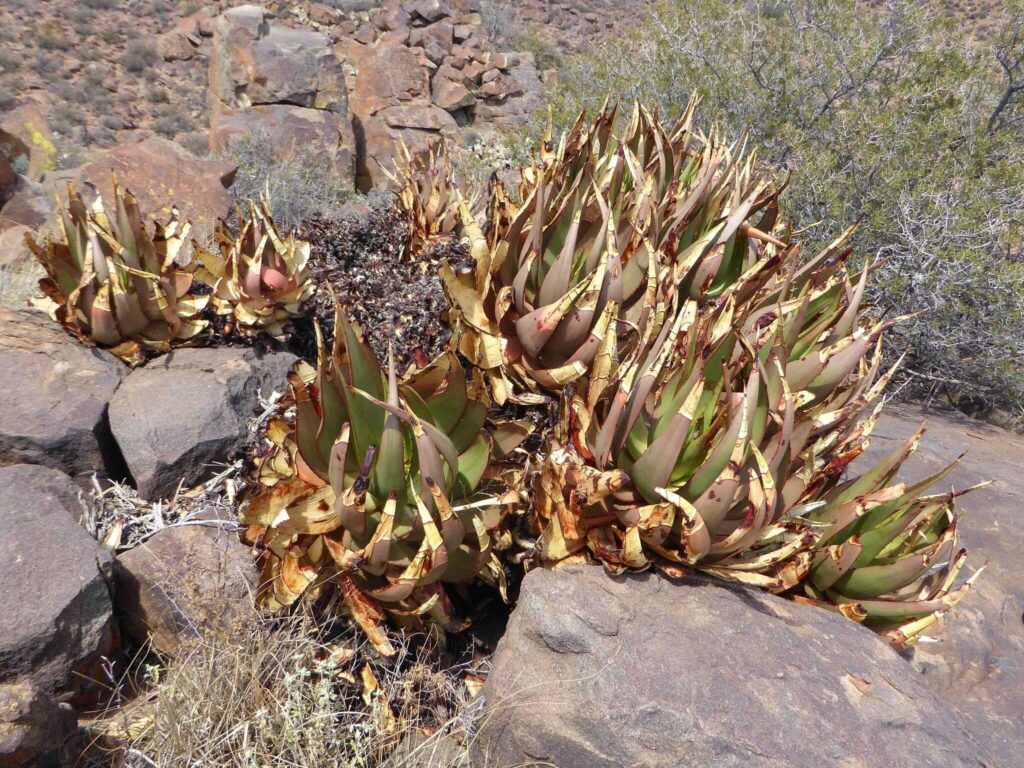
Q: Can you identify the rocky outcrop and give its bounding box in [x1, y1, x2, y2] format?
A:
[114, 522, 258, 655]
[0, 309, 126, 478]
[859, 404, 1024, 766]
[476, 566, 992, 768]
[0, 464, 116, 702]
[108, 347, 295, 501]
[0, 681, 78, 768]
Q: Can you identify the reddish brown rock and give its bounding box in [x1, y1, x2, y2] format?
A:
[433, 76, 476, 111]
[81, 136, 236, 242]
[345, 42, 431, 116]
[156, 30, 196, 61]
[379, 103, 458, 131]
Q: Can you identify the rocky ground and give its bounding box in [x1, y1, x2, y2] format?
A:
[1, 307, 1021, 765]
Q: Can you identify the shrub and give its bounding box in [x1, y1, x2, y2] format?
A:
[545, 0, 1024, 416]
[218, 128, 355, 231]
[122, 41, 158, 73]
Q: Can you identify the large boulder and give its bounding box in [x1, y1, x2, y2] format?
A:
[114, 522, 258, 655]
[209, 104, 357, 186]
[0, 465, 116, 701]
[80, 137, 237, 243]
[476, 566, 992, 768]
[0, 681, 78, 768]
[108, 347, 296, 501]
[0, 309, 126, 477]
[859, 404, 1024, 765]
[209, 5, 346, 113]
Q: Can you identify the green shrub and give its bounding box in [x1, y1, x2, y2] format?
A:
[545, 0, 1024, 416]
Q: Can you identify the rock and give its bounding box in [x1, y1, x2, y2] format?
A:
[0, 309, 126, 477]
[0, 464, 86, 525]
[0, 177, 51, 232]
[0, 464, 116, 701]
[858, 404, 1024, 765]
[209, 5, 346, 113]
[308, 2, 340, 25]
[0, 106, 56, 182]
[114, 523, 258, 654]
[409, 20, 454, 64]
[0, 226, 30, 269]
[433, 76, 476, 111]
[0, 681, 78, 768]
[209, 104, 356, 187]
[108, 347, 296, 501]
[156, 30, 195, 62]
[354, 112, 447, 191]
[407, 0, 452, 23]
[378, 103, 458, 131]
[476, 566, 992, 768]
[81, 136, 236, 243]
[344, 42, 431, 117]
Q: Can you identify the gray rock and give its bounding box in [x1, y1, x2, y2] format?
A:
[859, 404, 1024, 765]
[0, 308, 126, 478]
[0, 680, 78, 767]
[108, 347, 295, 501]
[209, 5, 346, 113]
[475, 566, 992, 768]
[114, 522, 258, 655]
[0, 465, 116, 701]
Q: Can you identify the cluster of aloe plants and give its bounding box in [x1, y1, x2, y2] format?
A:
[27, 183, 316, 364]
[238, 102, 983, 654]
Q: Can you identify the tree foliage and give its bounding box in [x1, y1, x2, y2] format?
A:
[545, 0, 1024, 415]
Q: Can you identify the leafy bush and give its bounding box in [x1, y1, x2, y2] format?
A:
[546, 0, 1024, 416]
[218, 128, 354, 231]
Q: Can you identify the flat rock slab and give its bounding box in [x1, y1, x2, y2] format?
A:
[109, 347, 295, 501]
[476, 566, 992, 768]
[860, 404, 1024, 765]
[0, 308, 125, 478]
[114, 523, 259, 655]
[0, 465, 116, 701]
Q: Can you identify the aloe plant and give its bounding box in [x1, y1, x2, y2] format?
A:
[27, 182, 208, 365]
[243, 302, 528, 653]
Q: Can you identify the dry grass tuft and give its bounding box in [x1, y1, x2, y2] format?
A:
[86, 610, 480, 768]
